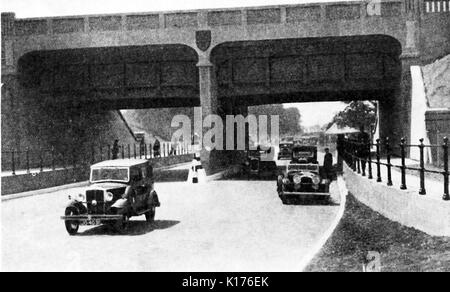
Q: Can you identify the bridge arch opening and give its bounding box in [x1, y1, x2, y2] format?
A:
[10, 44, 200, 159]
[17, 44, 200, 110]
[210, 35, 402, 107]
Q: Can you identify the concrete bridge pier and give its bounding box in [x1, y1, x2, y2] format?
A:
[198, 60, 248, 174]
[1, 74, 21, 151]
[198, 60, 224, 173]
[379, 53, 421, 151]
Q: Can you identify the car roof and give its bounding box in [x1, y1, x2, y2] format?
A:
[91, 159, 150, 168]
[293, 145, 317, 150]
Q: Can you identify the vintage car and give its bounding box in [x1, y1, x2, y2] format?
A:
[61, 159, 160, 235]
[243, 146, 277, 179]
[290, 145, 318, 164]
[278, 142, 294, 160]
[277, 146, 330, 204]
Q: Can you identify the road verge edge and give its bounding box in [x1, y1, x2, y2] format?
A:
[299, 175, 348, 272]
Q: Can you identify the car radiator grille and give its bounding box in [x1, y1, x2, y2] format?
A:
[86, 190, 106, 215]
[250, 160, 259, 170]
[301, 177, 313, 184]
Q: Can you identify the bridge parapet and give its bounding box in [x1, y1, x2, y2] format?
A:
[1, 1, 432, 38]
[423, 0, 450, 13]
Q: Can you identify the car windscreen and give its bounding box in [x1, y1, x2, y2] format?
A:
[292, 149, 314, 158]
[288, 164, 319, 172]
[91, 167, 129, 183]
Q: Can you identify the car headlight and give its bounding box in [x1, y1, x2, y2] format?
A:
[77, 193, 86, 202]
[312, 176, 321, 185]
[105, 192, 114, 202]
[293, 175, 302, 185]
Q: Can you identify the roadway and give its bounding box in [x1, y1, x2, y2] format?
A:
[2, 153, 342, 272]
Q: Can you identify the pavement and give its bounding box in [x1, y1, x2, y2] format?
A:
[365, 159, 446, 201]
[1, 162, 194, 202]
[1, 166, 73, 178]
[1, 177, 343, 272]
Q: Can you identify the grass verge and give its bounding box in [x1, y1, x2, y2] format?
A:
[305, 194, 450, 272]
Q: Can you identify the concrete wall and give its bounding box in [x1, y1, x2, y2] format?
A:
[426, 110, 450, 167]
[1, 154, 194, 196]
[343, 163, 450, 237]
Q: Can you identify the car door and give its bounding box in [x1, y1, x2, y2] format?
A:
[135, 165, 150, 211]
[129, 167, 143, 211]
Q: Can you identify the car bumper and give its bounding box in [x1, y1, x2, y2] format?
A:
[61, 215, 123, 225]
[278, 155, 291, 160]
[280, 191, 330, 198]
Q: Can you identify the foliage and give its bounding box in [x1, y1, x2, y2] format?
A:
[248, 104, 303, 136]
[332, 101, 377, 134]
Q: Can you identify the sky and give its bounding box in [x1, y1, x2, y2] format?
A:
[285, 102, 348, 129]
[1, 0, 350, 127]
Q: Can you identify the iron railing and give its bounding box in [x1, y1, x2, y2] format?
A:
[2, 142, 193, 176]
[340, 137, 449, 201]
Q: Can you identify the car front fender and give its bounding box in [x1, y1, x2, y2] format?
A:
[111, 199, 128, 209]
[148, 191, 161, 207]
[65, 201, 87, 214]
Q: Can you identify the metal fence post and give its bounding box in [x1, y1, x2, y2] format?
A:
[91, 145, 95, 164]
[121, 145, 125, 159]
[11, 150, 16, 176]
[62, 151, 66, 170]
[145, 144, 148, 159]
[400, 138, 407, 190]
[419, 139, 426, 195]
[108, 145, 111, 160]
[100, 146, 103, 162]
[350, 140, 355, 171]
[368, 140, 373, 179]
[26, 148, 30, 174]
[128, 144, 131, 159]
[442, 137, 449, 201]
[361, 141, 366, 177]
[51, 146, 56, 170]
[386, 137, 393, 186]
[356, 143, 361, 174]
[376, 139, 382, 182]
[40, 148, 44, 173]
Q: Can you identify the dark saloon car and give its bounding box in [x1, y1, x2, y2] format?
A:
[61, 159, 160, 235]
[243, 146, 278, 179]
[291, 145, 318, 164]
[278, 142, 293, 160]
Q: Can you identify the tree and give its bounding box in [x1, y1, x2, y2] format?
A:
[332, 101, 377, 135]
[248, 104, 303, 136]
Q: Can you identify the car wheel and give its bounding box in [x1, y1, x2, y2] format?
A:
[145, 206, 156, 223]
[64, 207, 79, 236]
[280, 196, 289, 205]
[114, 211, 129, 233]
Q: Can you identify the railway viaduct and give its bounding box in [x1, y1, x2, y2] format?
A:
[1, 0, 449, 170]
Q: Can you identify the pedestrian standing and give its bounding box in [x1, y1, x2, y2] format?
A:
[112, 140, 120, 160]
[153, 138, 161, 158]
[323, 148, 334, 180]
